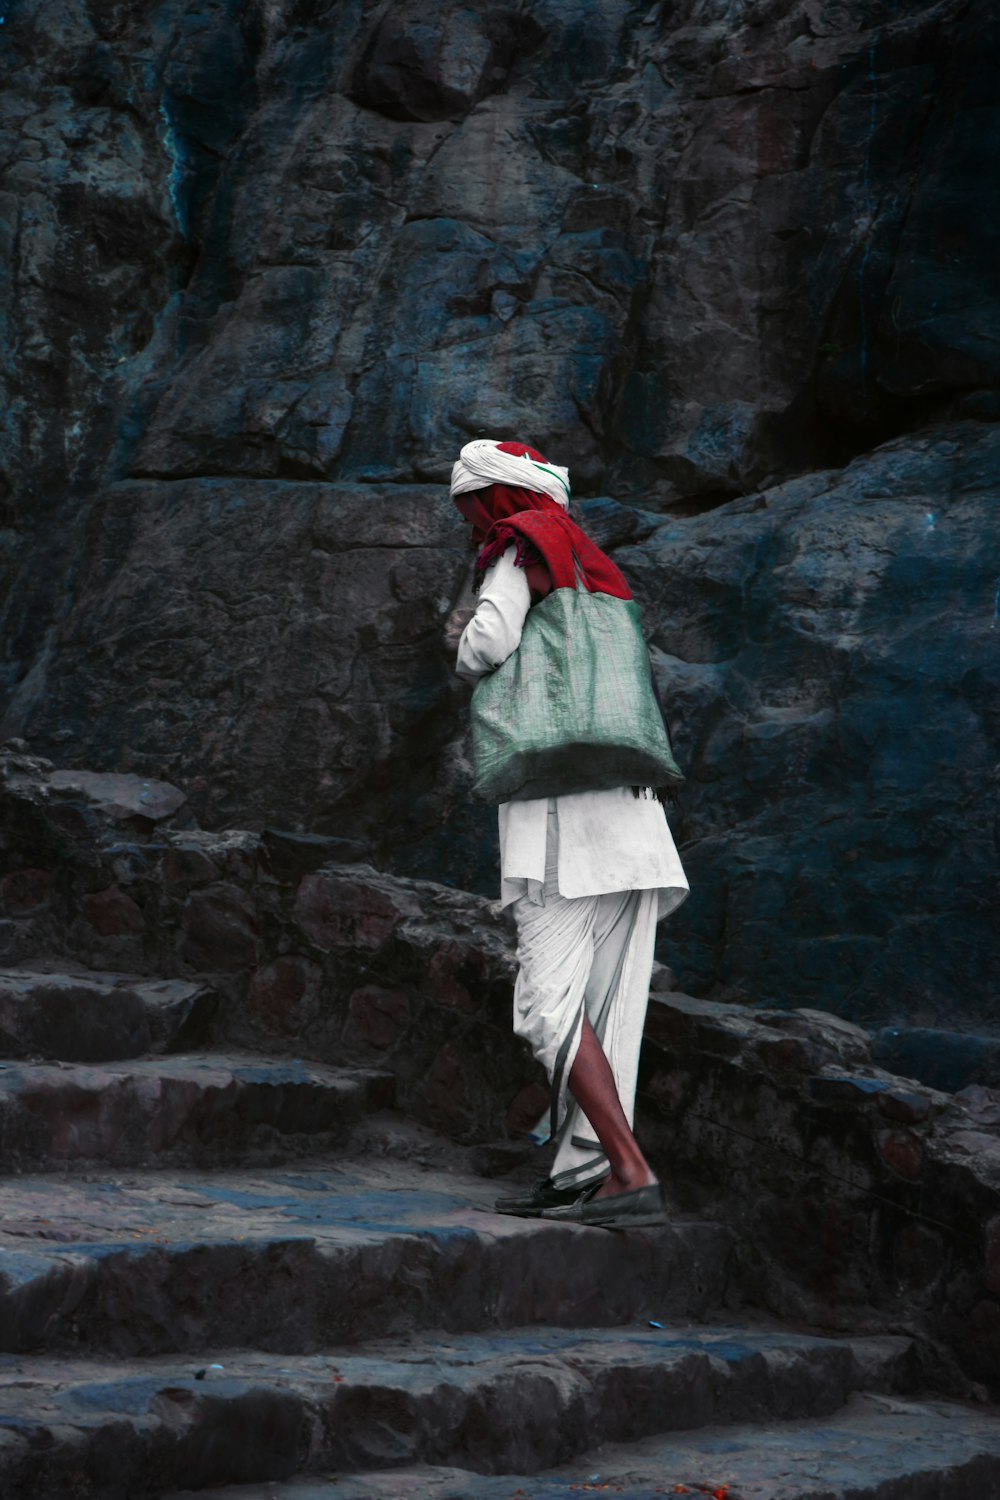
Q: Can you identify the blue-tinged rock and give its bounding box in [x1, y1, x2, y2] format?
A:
[873, 1028, 1000, 1095]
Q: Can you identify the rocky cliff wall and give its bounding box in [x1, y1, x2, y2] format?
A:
[0, 0, 997, 1026]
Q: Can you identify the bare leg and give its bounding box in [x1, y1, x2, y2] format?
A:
[568, 1017, 657, 1198]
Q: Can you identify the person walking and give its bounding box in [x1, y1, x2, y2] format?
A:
[451, 438, 689, 1229]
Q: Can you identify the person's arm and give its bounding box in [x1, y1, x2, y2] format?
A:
[455, 546, 532, 683]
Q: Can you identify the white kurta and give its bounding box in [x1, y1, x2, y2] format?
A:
[456, 547, 690, 922]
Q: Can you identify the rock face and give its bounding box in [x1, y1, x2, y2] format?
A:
[5, 0, 994, 502]
[2, 477, 485, 883]
[637, 989, 1000, 1393]
[635, 421, 1000, 1028]
[1, 0, 998, 1024]
[9, 426, 997, 1031]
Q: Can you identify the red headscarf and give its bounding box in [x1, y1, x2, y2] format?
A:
[452, 440, 632, 601]
[451, 441, 564, 547]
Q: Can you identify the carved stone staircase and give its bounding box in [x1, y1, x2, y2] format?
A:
[2, 957, 999, 1499]
[1, 756, 999, 1498]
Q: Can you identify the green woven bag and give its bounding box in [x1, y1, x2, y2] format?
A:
[470, 587, 685, 804]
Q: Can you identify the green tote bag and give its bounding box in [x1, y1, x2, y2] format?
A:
[469, 585, 685, 804]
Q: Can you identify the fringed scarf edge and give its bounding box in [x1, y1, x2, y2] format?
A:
[474, 528, 544, 590]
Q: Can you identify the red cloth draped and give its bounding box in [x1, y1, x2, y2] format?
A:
[452, 441, 632, 601]
[480, 510, 633, 600]
[451, 441, 561, 545]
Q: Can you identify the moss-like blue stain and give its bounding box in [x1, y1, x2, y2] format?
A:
[158, 92, 191, 240]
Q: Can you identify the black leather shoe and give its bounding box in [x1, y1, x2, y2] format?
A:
[493, 1176, 605, 1218]
[539, 1181, 668, 1229]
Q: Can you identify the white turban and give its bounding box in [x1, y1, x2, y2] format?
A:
[449, 439, 571, 508]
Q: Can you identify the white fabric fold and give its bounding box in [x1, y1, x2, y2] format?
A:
[511, 806, 660, 1189]
[455, 546, 532, 683]
[450, 438, 571, 508]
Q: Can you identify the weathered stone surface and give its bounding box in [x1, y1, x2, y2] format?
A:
[259, 828, 370, 883]
[635, 422, 1000, 1027]
[0, 920, 36, 965]
[954, 1086, 1000, 1129]
[873, 1027, 1000, 1095]
[876, 1088, 934, 1126]
[638, 989, 1000, 1392]
[6, 428, 998, 1029]
[81, 884, 145, 937]
[0, 1327, 916, 1500]
[247, 956, 323, 1037]
[0, 758, 527, 1140]
[1, 481, 477, 875]
[348, 4, 540, 125]
[467, 1140, 533, 1179]
[506, 1081, 551, 1136]
[48, 771, 188, 827]
[0, 752, 192, 867]
[6, 0, 989, 508]
[180, 884, 258, 973]
[0, 1056, 391, 1170]
[0, 969, 217, 1062]
[347, 984, 411, 1050]
[0, 868, 49, 918]
[160, 1395, 1000, 1500]
[2, 748, 999, 1398]
[0, 1160, 733, 1356]
[294, 868, 420, 953]
[876, 1128, 924, 1182]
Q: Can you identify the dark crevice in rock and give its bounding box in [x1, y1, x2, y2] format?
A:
[799, 385, 981, 476]
[658, 487, 753, 519]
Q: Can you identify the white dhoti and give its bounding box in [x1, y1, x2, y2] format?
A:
[511, 807, 660, 1192]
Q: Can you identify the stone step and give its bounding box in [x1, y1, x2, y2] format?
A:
[158, 1391, 1000, 1499]
[0, 966, 218, 1061]
[0, 1326, 918, 1500]
[0, 1055, 394, 1171]
[0, 1160, 733, 1354]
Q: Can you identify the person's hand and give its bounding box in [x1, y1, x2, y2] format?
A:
[443, 605, 475, 655]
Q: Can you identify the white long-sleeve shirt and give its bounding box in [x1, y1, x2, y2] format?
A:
[456, 547, 689, 920]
